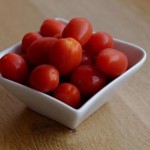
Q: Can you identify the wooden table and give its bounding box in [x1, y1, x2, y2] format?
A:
[0, 0, 150, 149]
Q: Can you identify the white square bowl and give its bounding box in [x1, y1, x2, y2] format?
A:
[0, 19, 147, 129]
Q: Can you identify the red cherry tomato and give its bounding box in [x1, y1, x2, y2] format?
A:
[22, 32, 42, 53]
[27, 37, 57, 65]
[0, 53, 28, 83]
[96, 48, 128, 78]
[29, 65, 59, 93]
[71, 65, 106, 97]
[48, 38, 82, 75]
[53, 83, 81, 108]
[40, 19, 66, 37]
[62, 18, 93, 46]
[85, 32, 114, 56]
[80, 50, 93, 66]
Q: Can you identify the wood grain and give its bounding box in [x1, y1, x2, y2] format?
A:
[0, 0, 150, 149]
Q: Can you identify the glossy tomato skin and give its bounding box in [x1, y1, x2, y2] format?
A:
[96, 48, 128, 78]
[40, 19, 66, 37]
[85, 32, 114, 56]
[80, 50, 93, 66]
[29, 65, 59, 93]
[71, 65, 106, 97]
[62, 18, 93, 46]
[22, 32, 42, 53]
[48, 38, 82, 75]
[53, 83, 81, 108]
[27, 37, 57, 65]
[53, 33, 62, 39]
[0, 53, 28, 83]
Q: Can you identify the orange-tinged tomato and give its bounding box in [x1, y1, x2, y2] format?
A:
[48, 38, 82, 75]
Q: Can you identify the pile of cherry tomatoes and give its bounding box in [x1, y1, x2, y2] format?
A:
[0, 18, 128, 108]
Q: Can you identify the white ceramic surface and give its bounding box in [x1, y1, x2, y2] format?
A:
[0, 19, 147, 129]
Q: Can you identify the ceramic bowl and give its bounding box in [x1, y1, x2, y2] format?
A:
[0, 18, 147, 129]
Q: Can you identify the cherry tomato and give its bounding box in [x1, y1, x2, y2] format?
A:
[48, 38, 82, 75]
[84, 32, 114, 56]
[40, 19, 66, 37]
[53, 83, 81, 108]
[22, 32, 42, 53]
[80, 50, 93, 66]
[29, 65, 59, 93]
[27, 37, 57, 65]
[0, 53, 28, 83]
[71, 65, 106, 97]
[96, 48, 128, 78]
[62, 18, 93, 46]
